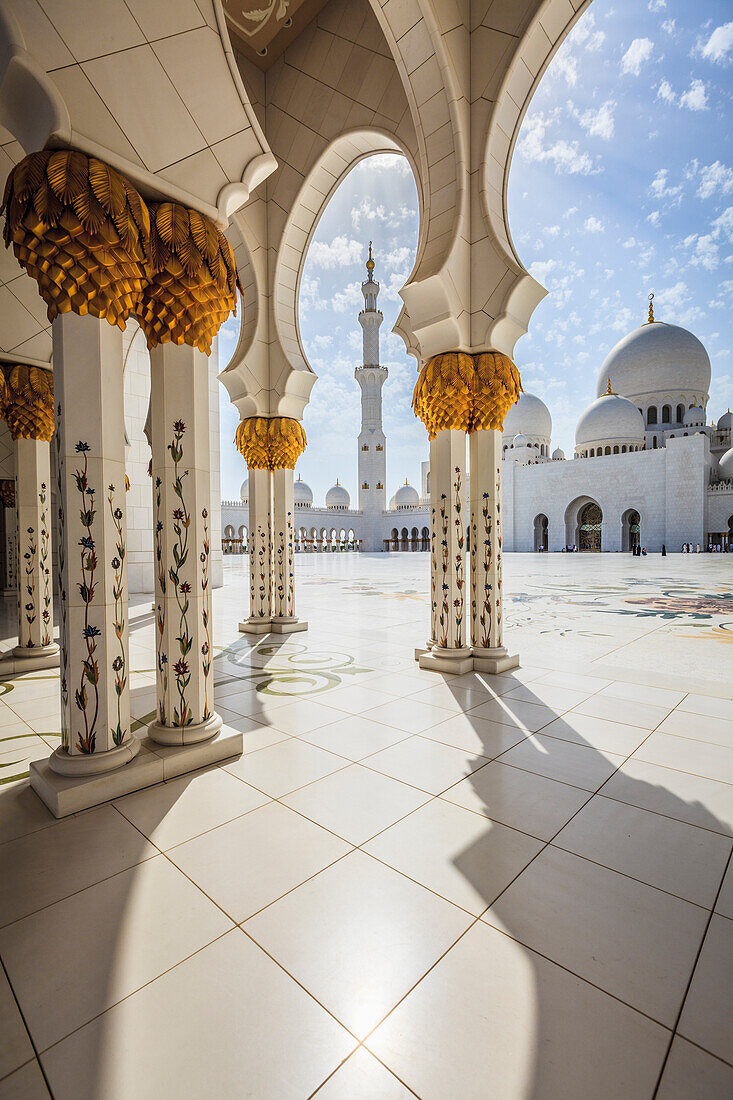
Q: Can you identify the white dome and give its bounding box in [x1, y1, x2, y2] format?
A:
[576, 392, 646, 449]
[717, 410, 732, 431]
[512, 433, 528, 448]
[719, 447, 733, 480]
[683, 406, 705, 426]
[552, 447, 565, 460]
[325, 481, 350, 509]
[596, 321, 711, 402]
[294, 476, 313, 505]
[503, 392, 552, 441]
[394, 482, 419, 508]
[239, 478, 248, 503]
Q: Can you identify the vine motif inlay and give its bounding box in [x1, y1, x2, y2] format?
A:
[453, 466, 464, 647]
[22, 522, 36, 645]
[154, 474, 168, 724]
[438, 492, 449, 647]
[479, 491, 492, 648]
[56, 405, 68, 749]
[201, 507, 211, 721]
[168, 420, 193, 726]
[108, 486, 127, 746]
[74, 442, 99, 754]
[39, 481, 51, 646]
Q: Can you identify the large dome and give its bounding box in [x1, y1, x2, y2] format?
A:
[502, 392, 552, 440]
[717, 410, 732, 431]
[294, 475, 313, 506]
[596, 321, 711, 403]
[239, 478, 248, 503]
[719, 447, 733, 480]
[394, 481, 419, 508]
[576, 392, 646, 449]
[325, 481, 350, 509]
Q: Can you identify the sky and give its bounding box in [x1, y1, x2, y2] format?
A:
[219, 0, 733, 502]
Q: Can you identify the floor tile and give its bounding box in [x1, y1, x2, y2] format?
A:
[656, 1036, 733, 1099]
[313, 1046, 413, 1098]
[497, 733, 626, 792]
[677, 694, 733, 722]
[677, 914, 733, 1063]
[318, 684, 398, 715]
[368, 919, 669, 1100]
[503, 682, 591, 711]
[248, 699, 347, 736]
[467, 696, 558, 733]
[297, 713, 409, 761]
[633, 732, 733, 784]
[715, 858, 733, 918]
[408, 682, 491, 712]
[283, 765, 428, 845]
[0, 855, 232, 1051]
[483, 845, 709, 1027]
[443, 759, 589, 840]
[244, 850, 471, 1038]
[554, 795, 732, 906]
[656, 709, 733, 747]
[0, 805, 156, 927]
[536, 670, 613, 692]
[421, 712, 526, 759]
[364, 735, 487, 794]
[40, 930, 355, 1099]
[227, 737, 347, 798]
[597, 682, 686, 708]
[539, 711, 648, 755]
[361, 698, 455, 735]
[168, 800, 351, 921]
[0, 963, 33, 1079]
[0, 1060, 50, 1099]
[364, 798, 542, 915]
[601, 757, 733, 836]
[0, 782, 56, 844]
[570, 694, 672, 730]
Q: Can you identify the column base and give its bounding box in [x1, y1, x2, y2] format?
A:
[472, 647, 520, 675]
[270, 617, 308, 634]
[148, 711, 223, 747]
[414, 639, 436, 661]
[418, 646, 474, 675]
[0, 641, 60, 677]
[30, 725, 243, 818]
[239, 618, 272, 634]
[48, 734, 140, 777]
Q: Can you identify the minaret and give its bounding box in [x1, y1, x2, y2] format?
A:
[355, 242, 387, 513]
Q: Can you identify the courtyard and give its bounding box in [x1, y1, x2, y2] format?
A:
[1, 553, 731, 1098]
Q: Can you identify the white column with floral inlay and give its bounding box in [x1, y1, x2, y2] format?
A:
[148, 342, 222, 745]
[240, 467, 273, 633]
[469, 427, 518, 673]
[14, 438, 57, 660]
[49, 312, 136, 775]
[271, 467, 306, 633]
[418, 429, 472, 673]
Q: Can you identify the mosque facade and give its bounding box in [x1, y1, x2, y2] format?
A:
[222, 270, 733, 554]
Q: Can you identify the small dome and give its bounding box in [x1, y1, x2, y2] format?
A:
[683, 406, 705, 426]
[239, 478, 248, 503]
[394, 481, 419, 508]
[552, 447, 565, 460]
[326, 480, 350, 509]
[596, 321, 711, 403]
[294, 475, 313, 506]
[512, 433, 528, 448]
[717, 409, 732, 431]
[503, 392, 552, 441]
[719, 447, 733, 480]
[576, 392, 645, 449]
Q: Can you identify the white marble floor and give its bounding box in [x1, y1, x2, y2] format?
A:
[0, 553, 732, 1098]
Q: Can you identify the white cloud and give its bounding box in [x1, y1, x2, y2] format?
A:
[517, 113, 598, 175]
[584, 216, 604, 233]
[383, 245, 413, 269]
[700, 22, 733, 63]
[620, 37, 653, 76]
[571, 12, 606, 52]
[330, 281, 364, 313]
[649, 168, 682, 204]
[657, 79, 676, 104]
[528, 259, 558, 283]
[563, 206, 579, 219]
[661, 19, 675, 35]
[622, 237, 637, 248]
[679, 79, 708, 111]
[648, 0, 665, 10]
[647, 210, 661, 226]
[350, 198, 415, 230]
[543, 225, 561, 237]
[697, 161, 733, 200]
[576, 99, 616, 140]
[311, 333, 332, 350]
[307, 235, 363, 270]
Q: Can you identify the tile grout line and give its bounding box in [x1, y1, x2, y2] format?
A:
[0, 954, 55, 1098]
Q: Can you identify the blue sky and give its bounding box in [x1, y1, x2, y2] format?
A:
[219, 0, 733, 502]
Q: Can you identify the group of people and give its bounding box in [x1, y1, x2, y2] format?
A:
[681, 543, 730, 553]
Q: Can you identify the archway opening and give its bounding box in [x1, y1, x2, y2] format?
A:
[622, 509, 641, 552]
[533, 513, 549, 552]
[579, 502, 603, 552]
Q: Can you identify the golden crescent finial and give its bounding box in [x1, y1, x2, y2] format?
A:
[647, 292, 655, 324]
[606, 377, 613, 395]
[366, 241, 375, 273]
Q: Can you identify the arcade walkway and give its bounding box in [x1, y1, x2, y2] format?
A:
[1, 555, 731, 1098]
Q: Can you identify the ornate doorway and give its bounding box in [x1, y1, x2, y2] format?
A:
[622, 508, 641, 552]
[579, 502, 602, 551]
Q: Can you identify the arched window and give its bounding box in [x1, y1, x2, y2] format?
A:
[652, 436, 657, 449]
[647, 406, 657, 425]
[662, 405, 671, 423]
[676, 403, 684, 423]
[604, 446, 611, 455]
[622, 445, 627, 453]
[613, 445, 619, 454]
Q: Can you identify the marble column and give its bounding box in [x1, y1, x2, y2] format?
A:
[271, 467, 306, 633]
[148, 342, 222, 745]
[14, 438, 58, 662]
[469, 428, 519, 673]
[240, 467, 273, 633]
[49, 312, 136, 775]
[418, 429, 472, 674]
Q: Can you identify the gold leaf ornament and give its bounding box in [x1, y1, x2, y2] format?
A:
[138, 202, 242, 355]
[0, 363, 55, 442]
[235, 417, 307, 470]
[412, 350, 522, 437]
[1, 149, 150, 328]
